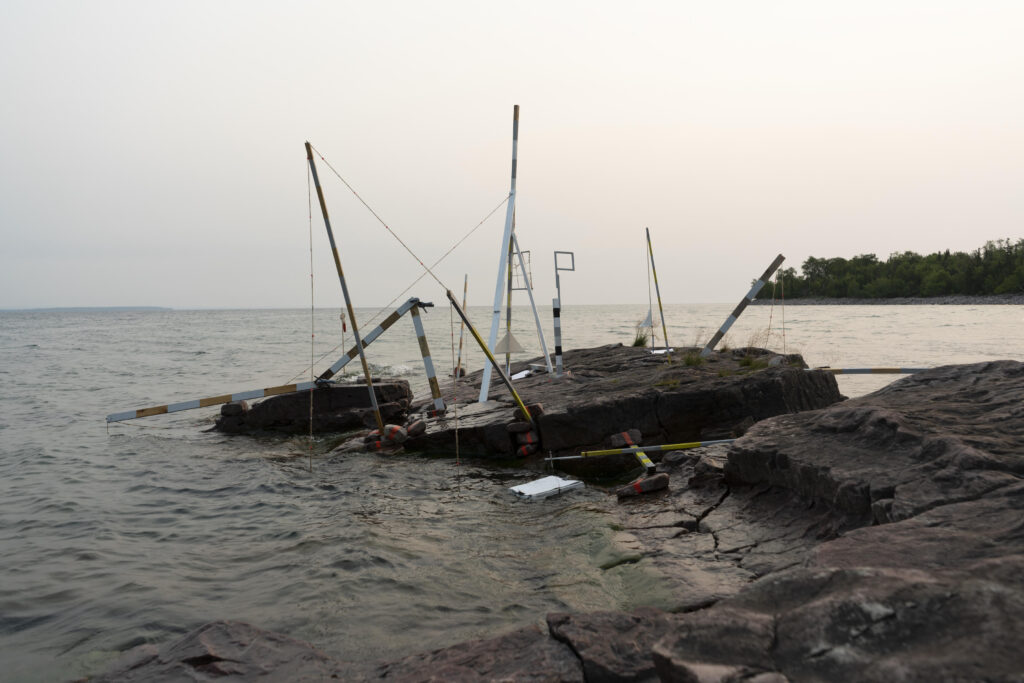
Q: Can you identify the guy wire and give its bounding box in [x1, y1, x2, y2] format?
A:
[284, 160, 509, 386]
[307, 163, 315, 473]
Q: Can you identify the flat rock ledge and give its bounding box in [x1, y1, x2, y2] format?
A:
[353, 344, 844, 465]
[97, 361, 1024, 681]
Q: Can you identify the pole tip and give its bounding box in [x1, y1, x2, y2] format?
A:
[513, 104, 519, 120]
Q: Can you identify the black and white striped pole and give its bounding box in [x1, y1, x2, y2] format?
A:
[700, 254, 785, 358]
[553, 251, 575, 378]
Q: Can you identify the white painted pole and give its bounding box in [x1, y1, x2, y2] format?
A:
[512, 232, 552, 373]
[479, 105, 519, 403]
[646, 227, 672, 362]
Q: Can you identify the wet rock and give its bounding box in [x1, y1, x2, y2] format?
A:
[372, 623, 582, 682]
[405, 419, 426, 437]
[514, 402, 545, 421]
[547, 608, 678, 682]
[505, 420, 534, 433]
[615, 472, 670, 498]
[215, 382, 413, 435]
[609, 428, 642, 448]
[661, 449, 699, 468]
[91, 620, 365, 682]
[219, 400, 249, 417]
[358, 401, 409, 428]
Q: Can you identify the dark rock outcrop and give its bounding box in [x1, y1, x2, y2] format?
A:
[214, 382, 413, 435]
[410, 344, 843, 463]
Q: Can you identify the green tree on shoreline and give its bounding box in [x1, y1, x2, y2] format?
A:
[756, 239, 1024, 299]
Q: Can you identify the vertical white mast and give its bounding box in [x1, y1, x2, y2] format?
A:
[479, 104, 519, 403]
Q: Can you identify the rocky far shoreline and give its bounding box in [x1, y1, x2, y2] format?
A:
[93, 360, 1024, 681]
[752, 293, 1024, 305]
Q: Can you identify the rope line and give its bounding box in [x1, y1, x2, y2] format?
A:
[308, 163, 315, 473]
[284, 185, 510, 386]
[309, 143, 448, 291]
[361, 190, 508, 328]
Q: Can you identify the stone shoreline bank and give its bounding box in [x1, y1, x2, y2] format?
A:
[95, 361, 1024, 681]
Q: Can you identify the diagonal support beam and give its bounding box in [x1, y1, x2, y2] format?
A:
[701, 254, 785, 358]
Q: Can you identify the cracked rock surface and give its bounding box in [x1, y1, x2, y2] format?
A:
[98, 361, 1024, 681]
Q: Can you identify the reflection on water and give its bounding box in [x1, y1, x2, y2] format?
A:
[0, 304, 1021, 680]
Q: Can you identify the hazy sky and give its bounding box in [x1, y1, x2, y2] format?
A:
[2, 1, 1022, 309]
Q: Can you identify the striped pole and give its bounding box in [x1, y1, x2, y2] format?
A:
[646, 228, 672, 362]
[107, 298, 426, 424]
[700, 254, 786, 358]
[447, 289, 533, 424]
[512, 232, 553, 373]
[553, 251, 575, 378]
[545, 439, 736, 461]
[480, 104, 519, 403]
[505, 218, 514, 374]
[317, 298, 421, 381]
[454, 274, 468, 377]
[106, 380, 323, 423]
[553, 296, 563, 377]
[409, 304, 446, 415]
[813, 367, 928, 375]
[306, 141, 384, 432]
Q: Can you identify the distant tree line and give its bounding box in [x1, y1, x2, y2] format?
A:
[755, 239, 1024, 299]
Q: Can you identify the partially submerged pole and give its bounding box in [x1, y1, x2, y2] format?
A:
[646, 228, 672, 362]
[305, 141, 384, 432]
[700, 254, 786, 358]
[447, 289, 533, 424]
[454, 274, 468, 377]
[409, 304, 447, 415]
[480, 104, 519, 403]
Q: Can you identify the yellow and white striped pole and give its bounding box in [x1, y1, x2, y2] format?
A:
[700, 254, 786, 358]
[306, 141, 384, 432]
[107, 298, 427, 424]
[409, 304, 446, 415]
[106, 381, 320, 422]
[317, 298, 421, 381]
[447, 289, 533, 424]
[545, 439, 736, 461]
[646, 227, 672, 362]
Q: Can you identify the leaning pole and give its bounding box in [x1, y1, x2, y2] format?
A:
[305, 141, 385, 432]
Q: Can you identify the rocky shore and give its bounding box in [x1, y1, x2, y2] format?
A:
[97, 360, 1024, 681]
[216, 344, 844, 474]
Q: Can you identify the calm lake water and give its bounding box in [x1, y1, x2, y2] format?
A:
[1, 302, 1021, 681]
